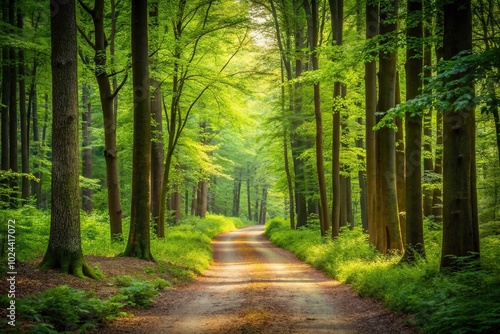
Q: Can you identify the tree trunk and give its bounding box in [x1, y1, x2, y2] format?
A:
[365, 1, 378, 245]
[8, 0, 18, 207]
[247, 177, 253, 222]
[39, 0, 96, 278]
[1, 2, 9, 182]
[376, 0, 402, 253]
[82, 84, 93, 213]
[402, 0, 425, 263]
[196, 181, 208, 218]
[422, 34, 433, 217]
[258, 186, 268, 225]
[440, 0, 479, 270]
[356, 117, 368, 231]
[18, 10, 29, 202]
[395, 74, 406, 244]
[123, 0, 153, 261]
[169, 187, 181, 223]
[305, 0, 329, 236]
[80, 0, 124, 240]
[150, 79, 164, 229]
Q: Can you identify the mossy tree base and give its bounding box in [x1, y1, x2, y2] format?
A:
[122, 242, 155, 262]
[38, 248, 99, 279]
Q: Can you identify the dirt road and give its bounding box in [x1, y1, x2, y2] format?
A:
[100, 225, 415, 334]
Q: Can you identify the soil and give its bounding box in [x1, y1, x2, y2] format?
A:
[1, 225, 418, 334]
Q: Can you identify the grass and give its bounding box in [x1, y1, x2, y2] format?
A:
[265, 218, 500, 334]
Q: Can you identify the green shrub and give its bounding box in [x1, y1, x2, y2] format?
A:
[113, 281, 159, 308]
[19, 285, 118, 332]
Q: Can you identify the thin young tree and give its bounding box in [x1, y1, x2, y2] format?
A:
[39, 0, 97, 278]
[123, 0, 154, 261]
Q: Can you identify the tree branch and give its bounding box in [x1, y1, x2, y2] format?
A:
[110, 73, 128, 100]
[77, 0, 94, 17]
[77, 25, 96, 50]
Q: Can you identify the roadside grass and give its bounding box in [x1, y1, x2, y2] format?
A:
[0, 208, 252, 332]
[265, 218, 500, 334]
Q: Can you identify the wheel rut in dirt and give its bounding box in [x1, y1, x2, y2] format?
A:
[98, 225, 415, 334]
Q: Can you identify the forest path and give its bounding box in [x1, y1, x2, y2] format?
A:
[98, 225, 415, 334]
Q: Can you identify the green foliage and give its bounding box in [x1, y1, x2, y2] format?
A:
[266, 220, 500, 334]
[112, 281, 159, 308]
[18, 285, 119, 332]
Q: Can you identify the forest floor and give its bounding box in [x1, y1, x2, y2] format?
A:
[3, 225, 418, 333]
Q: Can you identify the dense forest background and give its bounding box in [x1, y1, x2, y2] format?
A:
[1, 0, 500, 332]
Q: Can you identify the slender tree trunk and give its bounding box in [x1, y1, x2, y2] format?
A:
[259, 186, 268, 225]
[82, 84, 93, 212]
[440, 0, 479, 270]
[150, 79, 164, 229]
[402, 0, 425, 262]
[376, 0, 402, 253]
[18, 10, 29, 202]
[356, 117, 368, 231]
[8, 0, 18, 207]
[123, 0, 153, 261]
[1, 2, 9, 182]
[247, 177, 253, 222]
[365, 1, 378, 245]
[422, 32, 433, 217]
[395, 74, 406, 244]
[79, 0, 124, 240]
[39, 0, 96, 278]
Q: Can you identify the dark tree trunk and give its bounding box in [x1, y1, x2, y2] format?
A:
[365, 1, 378, 245]
[422, 32, 433, 217]
[247, 177, 253, 222]
[123, 0, 153, 261]
[329, 0, 343, 237]
[440, 0, 480, 270]
[8, 0, 18, 207]
[39, 0, 96, 278]
[1, 2, 9, 180]
[402, 0, 425, 263]
[258, 186, 268, 225]
[82, 84, 93, 212]
[18, 10, 29, 202]
[376, 0, 402, 253]
[169, 187, 181, 223]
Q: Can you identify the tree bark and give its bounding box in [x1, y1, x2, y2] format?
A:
[422, 30, 433, 217]
[376, 0, 402, 253]
[79, 0, 124, 240]
[395, 74, 406, 244]
[82, 84, 93, 212]
[39, 0, 96, 278]
[8, 0, 18, 207]
[402, 0, 425, 263]
[356, 117, 368, 231]
[365, 1, 378, 245]
[1, 2, 9, 182]
[123, 0, 153, 261]
[150, 79, 164, 229]
[18, 9, 29, 202]
[440, 0, 480, 270]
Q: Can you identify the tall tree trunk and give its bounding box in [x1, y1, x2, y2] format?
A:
[150, 79, 164, 229]
[330, 0, 343, 238]
[123, 0, 153, 261]
[395, 74, 406, 244]
[422, 28, 434, 217]
[18, 10, 29, 202]
[247, 177, 253, 222]
[39, 0, 96, 278]
[82, 84, 93, 212]
[356, 117, 368, 231]
[1, 2, 9, 184]
[169, 187, 181, 224]
[305, 0, 329, 236]
[365, 1, 378, 245]
[8, 0, 18, 207]
[258, 186, 268, 225]
[376, 0, 402, 253]
[402, 0, 425, 262]
[440, 0, 479, 270]
[79, 0, 124, 240]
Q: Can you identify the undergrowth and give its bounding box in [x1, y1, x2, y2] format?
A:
[265, 218, 500, 334]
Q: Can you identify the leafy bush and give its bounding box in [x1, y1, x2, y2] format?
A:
[19, 285, 118, 331]
[113, 281, 159, 308]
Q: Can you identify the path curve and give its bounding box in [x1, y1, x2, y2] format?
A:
[98, 225, 416, 334]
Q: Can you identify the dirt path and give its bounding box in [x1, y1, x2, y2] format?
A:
[98, 225, 416, 334]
